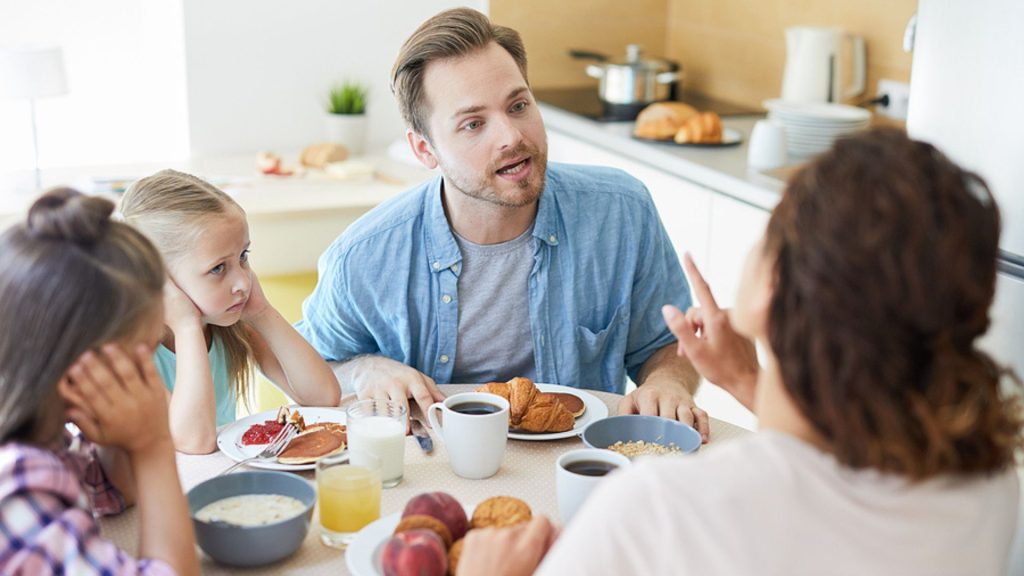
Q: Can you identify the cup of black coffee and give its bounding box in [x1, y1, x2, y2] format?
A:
[427, 392, 510, 479]
[556, 448, 631, 523]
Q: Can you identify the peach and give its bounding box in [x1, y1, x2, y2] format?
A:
[402, 492, 468, 541]
[381, 529, 447, 576]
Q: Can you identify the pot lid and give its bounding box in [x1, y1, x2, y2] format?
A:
[602, 44, 676, 71]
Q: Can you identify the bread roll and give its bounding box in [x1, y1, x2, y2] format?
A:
[300, 143, 349, 168]
[673, 112, 723, 144]
[633, 102, 699, 140]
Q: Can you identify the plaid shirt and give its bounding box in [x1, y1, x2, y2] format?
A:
[0, 432, 176, 575]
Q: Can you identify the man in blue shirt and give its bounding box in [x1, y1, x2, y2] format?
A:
[296, 8, 707, 436]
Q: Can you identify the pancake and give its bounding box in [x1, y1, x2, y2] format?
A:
[277, 424, 346, 465]
[550, 392, 586, 418]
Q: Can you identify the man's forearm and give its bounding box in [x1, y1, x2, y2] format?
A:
[636, 343, 700, 394]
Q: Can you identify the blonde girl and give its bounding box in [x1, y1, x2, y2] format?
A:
[0, 188, 197, 575]
[120, 169, 339, 454]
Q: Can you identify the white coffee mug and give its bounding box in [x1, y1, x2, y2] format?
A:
[747, 119, 788, 170]
[427, 392, 509, 479]
[556, 448, 631, 524]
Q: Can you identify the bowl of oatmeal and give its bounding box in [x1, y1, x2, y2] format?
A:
[581, 415, 701, 457]
[187, 471, 316, 567]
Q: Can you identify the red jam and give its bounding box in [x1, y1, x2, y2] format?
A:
[241, 420, 285, 445]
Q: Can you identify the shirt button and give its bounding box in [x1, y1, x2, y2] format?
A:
[432, 261, 441, 270]
[548, 234, 557, 244]
[441, 294, 452, 304]
[440, 354, 450, 364]
[450, 264, 459, 272]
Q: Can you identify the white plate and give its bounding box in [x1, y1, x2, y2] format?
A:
[346, 505, 475, 576]
[216, 406, 348, 471]
[506, 384, 609, 441]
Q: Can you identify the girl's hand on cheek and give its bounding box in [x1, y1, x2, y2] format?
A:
[164, 276, 202, 334]
[241, 272, 272, 322]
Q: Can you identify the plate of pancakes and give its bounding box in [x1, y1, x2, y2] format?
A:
[507, 384, 609, 441]
[217, 406, 348, 471]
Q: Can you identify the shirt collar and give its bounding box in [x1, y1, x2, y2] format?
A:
[423, 169, 563, 274]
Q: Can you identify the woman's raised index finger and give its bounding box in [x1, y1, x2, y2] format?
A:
[683, 252, 720, 311]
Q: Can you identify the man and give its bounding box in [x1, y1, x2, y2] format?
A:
[296, 8, 707, 436]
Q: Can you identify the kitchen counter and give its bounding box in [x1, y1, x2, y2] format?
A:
[539, 102, 785, 212]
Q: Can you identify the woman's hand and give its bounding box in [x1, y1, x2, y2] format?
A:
[163, 276, 202, 335]
[60, 344, 171, 455]
[457, 516, 559, 576]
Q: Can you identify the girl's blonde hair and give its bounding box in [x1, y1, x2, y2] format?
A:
[120, 169, 254, 408]
[0, 188, 164, 443]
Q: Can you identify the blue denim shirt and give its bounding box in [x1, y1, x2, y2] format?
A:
[296, 162, 692, 394]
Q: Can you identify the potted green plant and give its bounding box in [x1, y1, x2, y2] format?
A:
[324, 81, 369, 155]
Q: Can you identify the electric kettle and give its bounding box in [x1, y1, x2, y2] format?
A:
[781, 27, 865, 103]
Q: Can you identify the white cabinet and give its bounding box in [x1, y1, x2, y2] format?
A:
[706, 193, 771, 308]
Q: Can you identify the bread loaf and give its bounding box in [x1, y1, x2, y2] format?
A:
[300, 143, 349, 168]
[633, 102, 699, 140]
[673, 111, 723, 144]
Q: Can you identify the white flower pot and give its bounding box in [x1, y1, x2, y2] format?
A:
[324, 113, 368, 156]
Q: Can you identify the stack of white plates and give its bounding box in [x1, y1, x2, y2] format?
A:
[763, 99, 871, 158]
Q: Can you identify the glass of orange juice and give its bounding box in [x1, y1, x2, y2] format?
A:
[316, 451, 381, 548]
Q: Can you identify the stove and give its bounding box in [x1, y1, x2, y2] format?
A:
[533, 86, 760, 122]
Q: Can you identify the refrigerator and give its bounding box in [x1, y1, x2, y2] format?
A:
[906, 2, 1024, 573]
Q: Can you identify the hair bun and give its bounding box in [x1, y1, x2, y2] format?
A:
[26, 187, 116, 246]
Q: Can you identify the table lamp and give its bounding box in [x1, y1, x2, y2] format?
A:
[0, 45, 69, 191]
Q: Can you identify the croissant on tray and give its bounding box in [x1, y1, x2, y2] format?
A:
[476, 377, 575, 433]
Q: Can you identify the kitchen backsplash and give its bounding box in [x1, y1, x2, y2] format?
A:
[492, 0, 917, 109]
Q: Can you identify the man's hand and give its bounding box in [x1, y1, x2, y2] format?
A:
[341, 355, 446, 423]
[617, 374, 709, 442]
[668, 253, 760, 411]
[457, 516, 559, 576]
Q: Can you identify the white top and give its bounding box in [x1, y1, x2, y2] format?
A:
[537, 431, 1019, 576]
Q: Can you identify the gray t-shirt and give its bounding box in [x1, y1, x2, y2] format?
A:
[450, 226, 537, 383]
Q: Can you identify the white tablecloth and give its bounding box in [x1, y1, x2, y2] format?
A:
[99, 385, 752, 574]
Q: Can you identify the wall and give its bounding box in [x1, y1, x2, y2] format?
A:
[663, 0, 918, 108]
[493, 0, 917, 109]
[490, 0, 669, 89]
[182, 0, 484, 156]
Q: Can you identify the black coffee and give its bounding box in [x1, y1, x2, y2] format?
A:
[564, 460, 617, 477]
[450, 402, 502, 416]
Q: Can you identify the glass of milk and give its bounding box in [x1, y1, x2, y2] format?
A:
[345, 399, 407, 488]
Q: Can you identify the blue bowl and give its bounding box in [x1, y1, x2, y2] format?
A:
[582, 415, 701, 455]
[187, 471, 316, 567]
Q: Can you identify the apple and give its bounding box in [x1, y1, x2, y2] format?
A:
[381, 530, 447, 576]
[402, 492, 468, 541]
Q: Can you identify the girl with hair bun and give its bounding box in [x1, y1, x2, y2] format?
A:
[0, 188, 198, 575]
[120, 170, 340, 454]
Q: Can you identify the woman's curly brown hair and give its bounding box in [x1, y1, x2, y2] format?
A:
[765, 127, 1022, 479]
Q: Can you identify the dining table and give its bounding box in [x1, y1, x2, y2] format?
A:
[98, 384, 753, 575]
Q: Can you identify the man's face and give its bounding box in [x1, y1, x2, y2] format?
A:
[412, 42, 548, 208]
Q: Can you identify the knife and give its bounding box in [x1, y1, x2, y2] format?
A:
[410, 418, 433, 454]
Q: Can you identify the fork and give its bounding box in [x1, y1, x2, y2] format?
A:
[219, 423, 298, 476]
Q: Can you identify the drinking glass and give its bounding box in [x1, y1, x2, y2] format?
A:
[316, 451, 382, 549]
[346, 399, 407, 488]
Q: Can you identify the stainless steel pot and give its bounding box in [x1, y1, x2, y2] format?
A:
[571, 44, 681, 110]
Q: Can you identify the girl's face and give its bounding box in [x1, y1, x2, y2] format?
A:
[169, 209, 252, 327]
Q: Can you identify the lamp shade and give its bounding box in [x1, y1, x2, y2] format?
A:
[0, 44, 69, 100]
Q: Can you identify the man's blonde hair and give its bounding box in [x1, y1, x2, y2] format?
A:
[391, 7, 529, 139]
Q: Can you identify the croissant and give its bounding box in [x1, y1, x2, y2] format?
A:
[674, 111, 723, 144]
[476, 377, 575, 433]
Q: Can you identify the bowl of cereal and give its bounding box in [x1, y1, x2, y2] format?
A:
[581, 415, 701, 457]
[187, 471, 316, 567]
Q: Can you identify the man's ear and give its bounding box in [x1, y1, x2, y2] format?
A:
[407, 129, 439, 170]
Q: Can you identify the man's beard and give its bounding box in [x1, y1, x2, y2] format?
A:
[440, 142, 548, 208]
